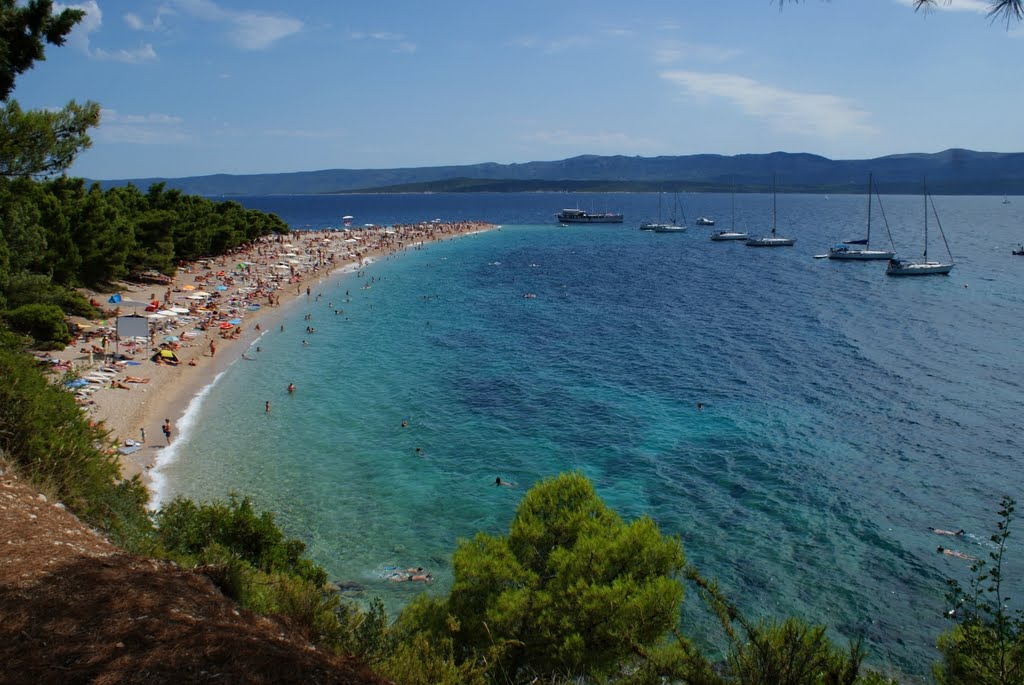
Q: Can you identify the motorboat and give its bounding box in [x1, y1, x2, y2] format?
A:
[695, 216, 715, 226]
[557, 208, 623, 224]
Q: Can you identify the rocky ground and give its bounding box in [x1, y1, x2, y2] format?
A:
[0, 462, 388, 685]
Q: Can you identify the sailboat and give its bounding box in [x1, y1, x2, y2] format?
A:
[652, 193, 687, 232]
[745, 177, 795, 247]
[886, 183, 954, 276]
[711, 181, 748, 241]
[827, 173, 895, 260]
[639, 192, 665, 231]
[1003, 195, 1011, 204]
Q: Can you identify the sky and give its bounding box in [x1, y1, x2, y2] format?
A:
[11, 0, 1024, 179]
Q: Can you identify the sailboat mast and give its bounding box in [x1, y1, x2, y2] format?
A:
[923, 181, 928, 260]
[771, 175, 777, 236]
[731, 177, 736, 231]
[866, 172, 872, 246]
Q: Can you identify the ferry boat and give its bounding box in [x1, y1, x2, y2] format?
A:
[557, 208, 624, 224]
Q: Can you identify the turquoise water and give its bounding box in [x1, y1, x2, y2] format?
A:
[159, 193, 1024, 678]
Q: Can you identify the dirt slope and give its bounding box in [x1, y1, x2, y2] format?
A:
[0, 465, 388, 685]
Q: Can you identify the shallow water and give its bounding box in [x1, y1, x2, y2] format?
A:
[159, 192, 1024, 677]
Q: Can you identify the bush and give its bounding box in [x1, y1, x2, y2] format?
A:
[402, 472, 687, 682]
[3, 302, 70, 347]
[155, 494, 326, 585]
[0, 343, 152, 548]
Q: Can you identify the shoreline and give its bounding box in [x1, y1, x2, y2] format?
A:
[46, 221, 496, 499]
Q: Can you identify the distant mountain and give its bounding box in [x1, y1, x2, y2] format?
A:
[93, 149, 1024, 196]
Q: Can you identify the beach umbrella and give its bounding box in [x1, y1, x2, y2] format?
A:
[65, 378, 90, 389]
[163, 335, 180, 343]
[169, 306, 190, 314]
[147, 313, 166, 320]
[237, 262, 248, 269]
[191, 290, 211, 297]
[157, 310, 179, 317]
[228, 318, 242, 325]
[216, 285, 228, 291]
[108, 293, 122, 304]
[181, 284, 196, 291]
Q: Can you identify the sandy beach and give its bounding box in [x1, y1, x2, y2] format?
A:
[41, 221, 495, 490]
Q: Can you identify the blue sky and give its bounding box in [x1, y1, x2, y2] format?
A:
[12, 0, 1023, 179]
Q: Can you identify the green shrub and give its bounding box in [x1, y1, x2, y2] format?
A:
[0, 343, 152, 548]
[4, 302, 70, 347]
[155, 494, 326, 585]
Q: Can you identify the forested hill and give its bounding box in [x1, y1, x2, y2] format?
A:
[94, 148, 1024, 196]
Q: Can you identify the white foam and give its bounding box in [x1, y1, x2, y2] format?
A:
[147, 364, 232, 510]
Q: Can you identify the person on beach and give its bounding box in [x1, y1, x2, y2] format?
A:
[209, 340, 217, 357]
[162, 419, 172, 445]
[495, 477, 514, 487]
[140, 427, 146, 444]
[938, 546, 976, 561]
[930, 527, 965, 537]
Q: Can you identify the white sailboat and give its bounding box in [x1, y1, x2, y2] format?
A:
[711, 182, 748, 241]
[640, 192, 666, 231]
[746, 177, 795, 247]
[886, 183, 954, 276]
[827, 173, 895, 260]
[652, 193, 687, 232]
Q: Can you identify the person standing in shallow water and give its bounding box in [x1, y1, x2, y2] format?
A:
[162, 419, 172, 445]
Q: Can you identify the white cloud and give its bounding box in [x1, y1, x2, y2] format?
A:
[97, 109, 191, 144]
[660, 70, 877, 139]
[56, 1, 158, 62]
[55, 1, 102, 54]
[653, 41, 742, 65]
[123, 6, 174, 31]
[171, 0, 302, 50]
[348, 30, 417, 53]
[522, 129, 660, 150]
[227, 14, 303, 50]
[94, 43, 158, 63]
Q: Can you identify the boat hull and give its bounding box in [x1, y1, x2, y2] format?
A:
[828, 249, 895, 260]
[557, 209, 623, 223]
[746, 237, 795, 247]
[885, 261, 953, 276]
[696, 217, 715, 226]
[652, 224, 686, 232]
[711, 232, 748, 241]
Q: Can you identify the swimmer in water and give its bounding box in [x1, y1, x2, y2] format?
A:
[495, 477, 514, 487]
[938, 546, 976, 561]
[930, 527, 965, 537]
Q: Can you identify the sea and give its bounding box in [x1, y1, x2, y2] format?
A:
[154, 191, 1024, 679]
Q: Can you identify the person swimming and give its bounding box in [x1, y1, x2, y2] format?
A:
[938, 546, 976, 561]
[495, 477, 514, 487]
[930, 527, 965, 537]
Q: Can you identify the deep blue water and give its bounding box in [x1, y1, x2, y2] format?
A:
[160, 192, 1024, 678]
